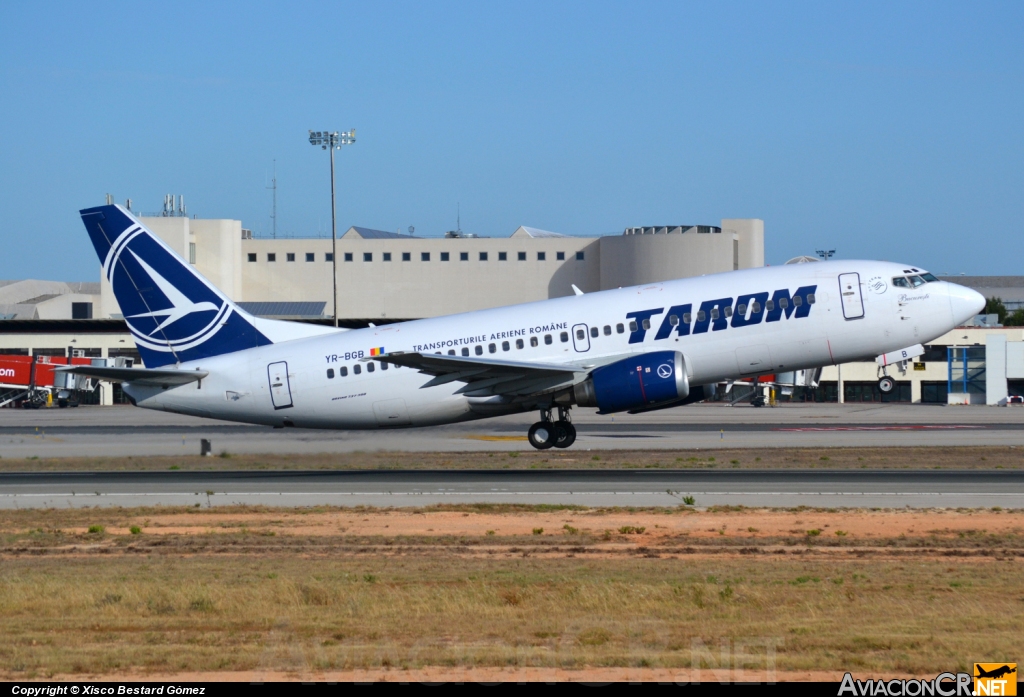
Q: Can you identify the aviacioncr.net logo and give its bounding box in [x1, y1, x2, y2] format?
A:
[104, 226, 230, 353]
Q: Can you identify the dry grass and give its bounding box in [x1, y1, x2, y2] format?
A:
[2, 446, 1023, 472]
[0, 505, 1021, 679]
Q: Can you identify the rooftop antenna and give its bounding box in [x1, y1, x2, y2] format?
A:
[815, 249, 835, 260]
[267, 159, 277, 239]
[457, 203, 462, 235]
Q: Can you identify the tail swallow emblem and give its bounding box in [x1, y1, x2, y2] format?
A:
[124, 250, 218, 334]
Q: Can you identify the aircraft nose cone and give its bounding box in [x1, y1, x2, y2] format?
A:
[946, 282, 986, 326]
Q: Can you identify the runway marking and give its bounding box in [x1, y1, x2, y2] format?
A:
[464, 435, 529, 441]
[775, 425, 987, 432]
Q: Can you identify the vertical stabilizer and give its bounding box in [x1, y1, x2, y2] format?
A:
[80, 205, 272, 368]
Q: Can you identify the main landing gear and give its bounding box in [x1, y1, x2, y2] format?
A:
[527, 407, 577, 450]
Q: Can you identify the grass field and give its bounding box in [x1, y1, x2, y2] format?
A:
[1, 504, 1021, 680]
[3, 445, 1024, 471]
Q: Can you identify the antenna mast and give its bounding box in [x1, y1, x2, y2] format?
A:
[267, 160, 277, 239]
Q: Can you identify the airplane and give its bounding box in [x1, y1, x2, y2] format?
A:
[63, 205, 985, 450]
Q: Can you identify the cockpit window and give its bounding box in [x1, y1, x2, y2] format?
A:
[921, 272, 938, 282]
[908, 275, 926, 287]
[892, 277, 910, 288]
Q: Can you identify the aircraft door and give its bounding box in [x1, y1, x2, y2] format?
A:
[267, 361, 293, 410]
[838, 273, 865, 320]
[572, 323, 591, 352]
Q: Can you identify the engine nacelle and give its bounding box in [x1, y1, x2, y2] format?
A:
[574, 350, 689, 414]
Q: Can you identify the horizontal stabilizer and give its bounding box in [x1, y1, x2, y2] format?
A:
[56, 366, 207, 387]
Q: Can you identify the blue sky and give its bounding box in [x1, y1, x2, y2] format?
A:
[1, 1, 1022, 280]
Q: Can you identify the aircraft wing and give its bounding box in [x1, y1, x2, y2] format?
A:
[56, 366, 207, 387]
[373, 352, 590, 398]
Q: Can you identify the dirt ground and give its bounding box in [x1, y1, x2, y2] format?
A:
[4, 445, 1024, 471]
[1, 505, 1021, 682]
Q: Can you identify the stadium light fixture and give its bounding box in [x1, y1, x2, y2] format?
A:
[308, 129, 357, 326]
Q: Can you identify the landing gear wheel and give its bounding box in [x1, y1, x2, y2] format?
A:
[878, 376, 895, 394]
[553, 421, 577, 449]
[528, 421, 557, 450]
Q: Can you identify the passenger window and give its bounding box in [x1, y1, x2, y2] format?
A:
[367, 362, 375, 373]
[723, 306, 732, 318]
[489, 343, 496, 353]
[502, 341, 510, 351]
[710, 308, 719, 320]
[381, 362, 388, 370]
[340, 366, 348, 377]
[697, 311, 706, 322]
[530, 336, 538, 347]
[628, 321, 638, 332]
[590, 326, 598, 338]
[353, 364, 361, 375]
[765, 300, 774, 312]
[576, 329, 585, 340]
[806, 294, 815, 305]
[462, 347, 470, 356]
[516, 339, 524, 349]
[641, 319, 651, 330]
[544, 334, 553, 345]
[683, 313, 691, 324]
[448, 349, 455, 355]
[603, 325, 611, 335]
[475, 345, 483, 355]
[560, 332, 569, 342]
[751, 301, 761, 313]
[327, 368, 335, 379]
[616, 323, 624, 334]
[892, 277, 910, 288]
[793, 296, 803, 306]
[736, 304, 747, 316]
[779, 298, 789, 309]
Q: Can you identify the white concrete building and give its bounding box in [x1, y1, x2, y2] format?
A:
[93, 216, 764, 321]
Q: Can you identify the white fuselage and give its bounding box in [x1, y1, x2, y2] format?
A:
[125, 260, 978, 428]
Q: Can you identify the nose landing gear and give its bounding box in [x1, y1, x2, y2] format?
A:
[527, 407, 577, 450]
[877, 366, 895, 394]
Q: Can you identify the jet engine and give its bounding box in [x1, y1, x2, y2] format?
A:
[573, 350, 690, 414]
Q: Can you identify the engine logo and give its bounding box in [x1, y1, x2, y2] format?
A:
[656, 363, 674, 379]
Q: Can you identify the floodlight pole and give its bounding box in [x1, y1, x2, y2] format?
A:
[309, 129, 356, 327]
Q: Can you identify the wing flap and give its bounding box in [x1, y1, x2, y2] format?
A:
[374, 351, 584, 399]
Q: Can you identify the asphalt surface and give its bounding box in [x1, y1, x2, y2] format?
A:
[0, 402, 1022, 457]
[3, 469, 1022, 509]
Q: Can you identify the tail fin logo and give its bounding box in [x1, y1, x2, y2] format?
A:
[105, 225, 231, 354]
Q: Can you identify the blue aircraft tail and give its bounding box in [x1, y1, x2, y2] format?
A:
[80, 205, 271, 368]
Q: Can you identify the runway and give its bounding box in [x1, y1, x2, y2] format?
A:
[3, 469, 1022, 509]
[0, 402, 1022, 458]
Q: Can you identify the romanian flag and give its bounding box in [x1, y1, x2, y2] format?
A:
[369, 347, 385, 356]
